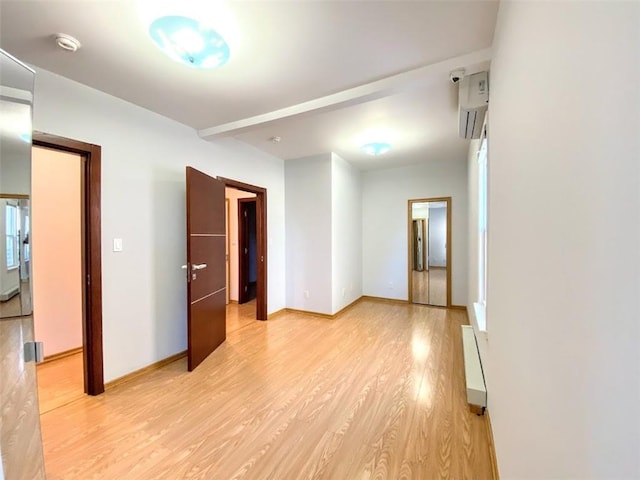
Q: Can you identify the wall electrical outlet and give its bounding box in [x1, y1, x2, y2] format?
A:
[304, 290, 310, 299]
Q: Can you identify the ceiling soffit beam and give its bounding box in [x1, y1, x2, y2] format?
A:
[197, 48, 492, 141]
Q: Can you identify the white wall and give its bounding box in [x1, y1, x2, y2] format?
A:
[362, 158, 468, 305]
[0, 100, 31, 196]
[488, 2, 639, 478]
[412, 204, 429, 221]
[225, 188, 255, 302]
[285, 154, 333, 314]
[33, 68, 286, 383]
[427, 206, 446, 267]
[331, 153, 362, 313]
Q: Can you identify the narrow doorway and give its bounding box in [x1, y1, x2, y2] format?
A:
[32, 133, 104, 397]
[224, 188, 256, 333]
[238, 198, 257, 304]
[219, 177, 268, 325]
[32, 146, 85, 413]
[408, 197, 452, 307]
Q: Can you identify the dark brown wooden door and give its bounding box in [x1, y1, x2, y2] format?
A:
[238, 198, 257, 304]
[186, 167, 226, 371]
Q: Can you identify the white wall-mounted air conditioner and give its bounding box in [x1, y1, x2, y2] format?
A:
[459, 71, 489, 139]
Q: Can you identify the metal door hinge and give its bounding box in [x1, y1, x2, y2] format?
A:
[24, 341, 44, 363]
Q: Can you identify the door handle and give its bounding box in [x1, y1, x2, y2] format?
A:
[192, 263, 207, 270]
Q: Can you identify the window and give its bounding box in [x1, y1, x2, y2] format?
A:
[478, 137, 488, 304]
[5, 204, 18, 269]
[475, 133, 488, 331]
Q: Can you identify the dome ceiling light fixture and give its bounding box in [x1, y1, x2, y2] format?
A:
[54, 33, 81, 52]
[148, 16, 230, 69]
[138, 1, 237, 70]
[361, 142, 392, 156]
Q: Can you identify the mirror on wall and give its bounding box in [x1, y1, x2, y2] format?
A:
[0, 50, 34, 318]
[409, 198, 450, 307]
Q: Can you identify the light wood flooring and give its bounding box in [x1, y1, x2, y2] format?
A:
[36, 301, 260, 415]
[0, 291, 22, 317]
[227, 299, 257, 333]
[37, 351, 85, 414]
[0, 316, 46, 480]
[39, 299, 492, 479]
[412, 268, 447, 306]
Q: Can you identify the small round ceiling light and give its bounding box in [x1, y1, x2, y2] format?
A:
[270, 136, 281, 143]
[361, 142, 392, 156]
[148, 15, 230, 69]
[54, 33, 81, 52]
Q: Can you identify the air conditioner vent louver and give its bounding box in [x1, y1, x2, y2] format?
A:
[458, 71, 489, 139]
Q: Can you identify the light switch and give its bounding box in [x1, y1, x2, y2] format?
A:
[113, 238, 123, 252]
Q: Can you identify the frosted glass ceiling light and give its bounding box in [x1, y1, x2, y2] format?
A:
[149, 16, 230, 69]
[139, 0, 237, 69]
[362, 142, 392, 156]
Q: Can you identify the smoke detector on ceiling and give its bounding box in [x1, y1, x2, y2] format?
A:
[54, 33, 81, 52]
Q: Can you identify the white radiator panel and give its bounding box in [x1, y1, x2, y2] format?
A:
[461, 325, 487, 408]
[0, 286, 19, 302]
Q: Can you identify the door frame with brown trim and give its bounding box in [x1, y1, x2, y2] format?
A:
[33, 132, 104, 395]
[217, 177, 267, 321]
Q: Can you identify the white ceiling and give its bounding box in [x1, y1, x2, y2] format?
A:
[0, 0, 499, 169]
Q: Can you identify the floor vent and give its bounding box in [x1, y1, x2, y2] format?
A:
[461, 325, 487, 414]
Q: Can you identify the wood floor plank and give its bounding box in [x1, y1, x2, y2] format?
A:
[40, 299, 493, 479]
[37, 351, 84, 414]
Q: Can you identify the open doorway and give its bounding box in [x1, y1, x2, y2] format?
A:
[219, 177, 267, 331]
[225, 188, 256, 333]
[32, 145, 85, 413]
[408, 197, 452, 307]
[32, 133, 104, 402]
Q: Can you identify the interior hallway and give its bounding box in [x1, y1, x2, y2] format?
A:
[39, 299, 492, 479]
